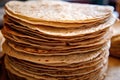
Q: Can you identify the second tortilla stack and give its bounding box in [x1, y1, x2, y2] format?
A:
[2, 0, 116, 80]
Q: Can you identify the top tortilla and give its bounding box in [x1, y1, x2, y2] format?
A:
[5, 0, 113, 25]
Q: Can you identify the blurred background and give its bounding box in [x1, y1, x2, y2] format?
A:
[0, 0, 120, 28]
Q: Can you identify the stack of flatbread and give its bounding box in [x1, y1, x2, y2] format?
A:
[110, 20, 120, 57]
[2, 0, 116, 80]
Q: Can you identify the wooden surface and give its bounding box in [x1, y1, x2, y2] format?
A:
[105, 56, 120, 80]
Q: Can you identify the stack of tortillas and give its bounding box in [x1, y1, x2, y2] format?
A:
[110, 20, 120, 57]
[2, 0, 116, 80]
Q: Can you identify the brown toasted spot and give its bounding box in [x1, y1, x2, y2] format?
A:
[38, 59, 41, 61]
[45, 60, 49, 62]
[66, 42, 70, 46]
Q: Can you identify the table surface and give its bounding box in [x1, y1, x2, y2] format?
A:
[105, 56, 120, 80]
